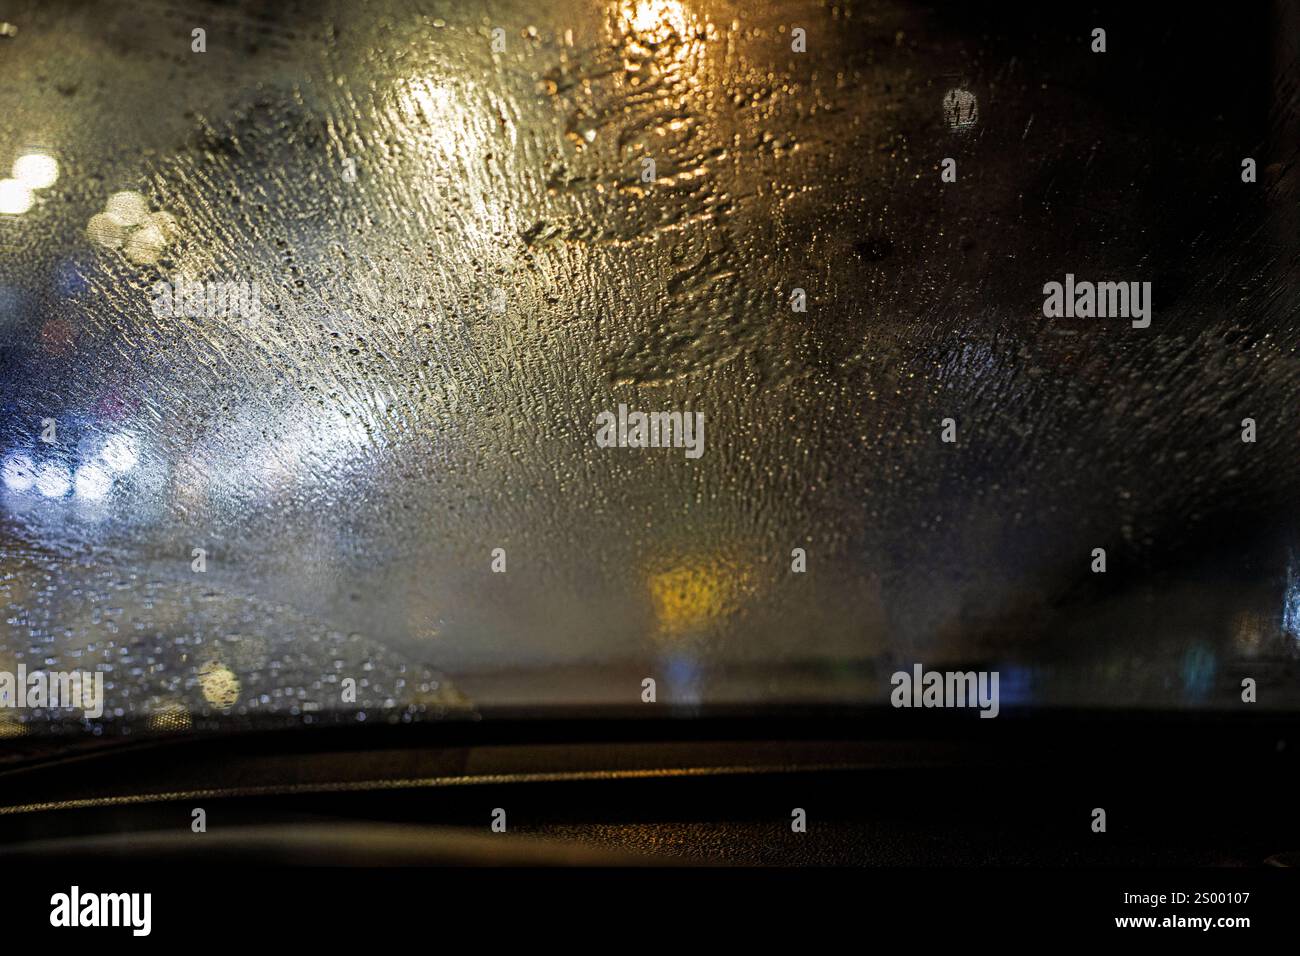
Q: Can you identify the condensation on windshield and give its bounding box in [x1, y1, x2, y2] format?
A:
[1, 0, 1298, 734]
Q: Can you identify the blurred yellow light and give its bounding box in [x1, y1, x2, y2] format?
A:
[13, 152, 58, 189]
[0, 178, 33, 215]
[197, 660, 241, 708]
[104, 190, 148, 227]
[123, 221, 166, 264]
[623, 0, 688, 37]
[86, 213, 128, 248]
[647, 556, 747, 636]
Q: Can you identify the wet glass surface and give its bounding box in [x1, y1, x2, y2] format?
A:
[0, 0, 1298, 736]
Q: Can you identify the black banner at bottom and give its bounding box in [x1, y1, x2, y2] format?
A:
[3, 865, 1295, 942]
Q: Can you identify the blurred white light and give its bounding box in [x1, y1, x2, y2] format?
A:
[2, 454, 35, 492]
[12, 153, 58, 190]
[74, 463, 111, 500]
[34, 463, 71, 498]
[0, 179, 33, 215]
[100, 433, 139, 472]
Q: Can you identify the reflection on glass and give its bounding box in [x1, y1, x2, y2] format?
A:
[145, 701, 193, 732]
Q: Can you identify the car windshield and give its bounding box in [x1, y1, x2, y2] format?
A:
[1, 0, 1297, 742]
